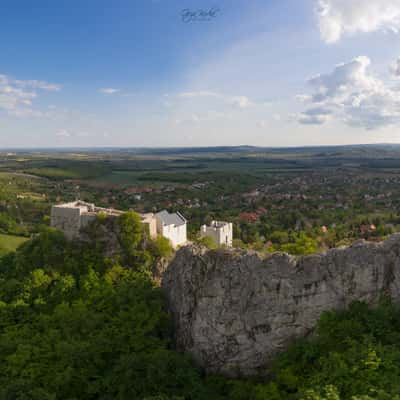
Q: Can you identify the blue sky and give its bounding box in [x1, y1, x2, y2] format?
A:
[2, 0, 400, 147]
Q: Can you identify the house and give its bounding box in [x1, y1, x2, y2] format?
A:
[124, 187, 153, 195]
[155, 210, 187, 248]
[200, 220, 233, 247]
[239, 212, 259, 223]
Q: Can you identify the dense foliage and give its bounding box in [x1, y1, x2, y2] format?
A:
[0, 215, 400, 399]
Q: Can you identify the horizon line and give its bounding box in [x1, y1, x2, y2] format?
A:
[1, 142, 400, 151]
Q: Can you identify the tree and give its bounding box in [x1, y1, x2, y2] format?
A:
[148, 236, 174, 259]
[118, 211, 143, 253]
[196, 235, 218, 249]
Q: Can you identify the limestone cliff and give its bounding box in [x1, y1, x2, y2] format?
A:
[162, 235, 400, 377]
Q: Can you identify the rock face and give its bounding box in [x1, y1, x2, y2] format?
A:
[162, 235, 400, 377]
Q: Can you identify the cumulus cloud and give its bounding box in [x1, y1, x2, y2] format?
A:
[98, 87, 120, 95]
[298, 108, 332, 125]
[177, 91, 219, 98]
[55, 129, 71, 137]
[229, 96, 253, 108]
[56, 130, 100, 138]
[14, 79, 61, 91]
[175, 91, 256, 109]
[390, 57, 400, 77]
[297, 56, 400, 129]
[0, 74, 60, 117]
[308, 56, 383, 103]
[317, 0, 400, 43]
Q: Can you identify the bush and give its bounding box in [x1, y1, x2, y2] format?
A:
[149, 236, 174, 259]
[196, 235, 218, 249]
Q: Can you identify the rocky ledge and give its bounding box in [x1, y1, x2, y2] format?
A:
[162, 235, 400, 376]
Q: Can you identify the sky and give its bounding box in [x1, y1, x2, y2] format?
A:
[2, 0, 400, 147]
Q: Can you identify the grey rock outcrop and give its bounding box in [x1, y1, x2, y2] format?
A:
[162, 235, 400, 377]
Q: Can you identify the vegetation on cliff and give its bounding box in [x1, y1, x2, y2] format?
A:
[0, 215, 399, 399]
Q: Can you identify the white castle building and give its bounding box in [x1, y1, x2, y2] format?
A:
[155, 210, 187, 248]
[200, 220, 233, 247]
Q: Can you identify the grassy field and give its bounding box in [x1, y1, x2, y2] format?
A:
[0, 234, 28, 256]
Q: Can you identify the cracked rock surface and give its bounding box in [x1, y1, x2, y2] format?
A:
[162, 235, 400, 376]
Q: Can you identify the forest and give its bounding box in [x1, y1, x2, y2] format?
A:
[0, 210, 399, 399]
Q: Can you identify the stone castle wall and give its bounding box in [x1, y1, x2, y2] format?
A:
[201, 222, 233, 246]
[50, 206, 83, 239]
[51, 202, 123, 240]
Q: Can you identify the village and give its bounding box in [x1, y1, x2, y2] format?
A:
[50, 200, 233, 248]
[1, 147, 400, 258]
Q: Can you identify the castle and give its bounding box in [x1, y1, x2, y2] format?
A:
[51, 201, 234, 248]
[50, 201, 188, 248]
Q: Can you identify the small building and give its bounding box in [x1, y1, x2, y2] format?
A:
[155, 210, 187, 248]
[239, 212, 258, 223]
[200, 220, 233, 247]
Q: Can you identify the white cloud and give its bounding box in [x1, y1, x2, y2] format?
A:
[175, 114, 201, 125]
[295, 94, 312, 103]
[175, 91, 257, 109]
[174, 110, 231, 126]
[76, 131, 95, 137]
[55, 129, 105, 139]
[98, 87, 120, 95]
[390, 57, 400, 77]
[273, 113, 281, 121]
[297, 56, 400, 129]
[55, 129, 70, 137]
[317, 0, 400, 43]
[177, 91, 219, 98]
[14, 79, 61, 91]
[9, 108, 49, 118]
[298, 108, 333, 125]
[308, 56, 383, 103]
[0, 73, 60, 118]
[229, 96, 253, 108]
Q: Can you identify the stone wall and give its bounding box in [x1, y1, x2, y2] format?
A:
[201, 221, 233, 246]
[51, 201, 123, 240]
[50, 206, 82, 239]
[162, 235, 400, 377]
[158, 220, 187, 248]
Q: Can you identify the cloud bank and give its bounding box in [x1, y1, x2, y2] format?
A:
[0, 73, 61, 117]
[98, 88, 120, 95]
[297, 56, 400, 129]
[317, 0, 400, 43]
